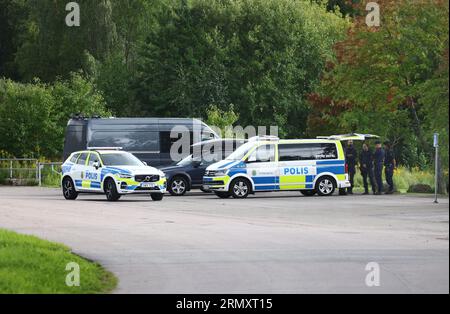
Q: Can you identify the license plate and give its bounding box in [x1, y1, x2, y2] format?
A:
[141, 182, 156, 188]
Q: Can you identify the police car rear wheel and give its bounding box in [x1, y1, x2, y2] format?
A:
[151, 193, 164, 201]
[316, 176, 335, 196]
[230, 178, 250, 199]
[169, 177, 187, 196]
[62, 177, 78, 200]
[105, 178, 121, 201]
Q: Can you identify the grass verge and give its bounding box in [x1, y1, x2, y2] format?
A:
[0, 229, 117, 294]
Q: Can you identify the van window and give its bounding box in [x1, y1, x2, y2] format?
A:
[279, 143, 337, 161]
[89, 131, 159, 152]
[247, 145, 276, 163]
[77, 153, 88, 165]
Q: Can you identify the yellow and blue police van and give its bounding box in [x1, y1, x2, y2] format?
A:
[61, 148, 167, 201]
[202, 136, 351, 199]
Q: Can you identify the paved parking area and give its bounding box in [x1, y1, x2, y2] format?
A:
[0, 186, 448, 293]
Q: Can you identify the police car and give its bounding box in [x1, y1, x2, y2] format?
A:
[61, 148, 167, 201]
[203, 136, 351, 199]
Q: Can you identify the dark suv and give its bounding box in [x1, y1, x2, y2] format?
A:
[159, 139, 246, 196]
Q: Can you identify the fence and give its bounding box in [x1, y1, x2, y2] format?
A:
[0, 158, 62, 187]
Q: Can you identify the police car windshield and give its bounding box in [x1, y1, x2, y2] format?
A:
[100, 153, 144, 166]
[225, 142, 255, 161]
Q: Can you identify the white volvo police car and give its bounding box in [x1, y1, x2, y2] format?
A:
[61, 148, 167, 201]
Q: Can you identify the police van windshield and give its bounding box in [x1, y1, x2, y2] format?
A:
[225, 142, 255, 161]
[100, 153, 144, 166]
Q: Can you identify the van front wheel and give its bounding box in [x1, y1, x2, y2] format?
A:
[316, 176, 336, 196]
[230, 178, 251, 199]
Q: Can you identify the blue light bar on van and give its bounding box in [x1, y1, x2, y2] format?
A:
[87, 147, 123, 150]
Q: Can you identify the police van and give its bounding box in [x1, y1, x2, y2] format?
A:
[61, 148, 167, 201]
[203, 136, 351, 199]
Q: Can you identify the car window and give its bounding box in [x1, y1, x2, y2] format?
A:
[76, 153, 88, 165]
[69, 153, 80, 163]
[100, 153, 143, 166]
[87, 153, 100, 166]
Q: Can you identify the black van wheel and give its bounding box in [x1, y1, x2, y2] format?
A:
[151, 193, 164, 201]
[316, 176, 336, 196]
[104, 178, 121, 201]
[230, 178, 251, 199]
[62, 177, 78, 200]
[168, 176, 188, 196]
[300, 190, 316, 197]
[214, 191, 231, 199]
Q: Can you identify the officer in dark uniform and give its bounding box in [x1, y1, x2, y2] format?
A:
[359, 142, 376, 195]
[345, 140, 357, 194]
[384, 141, 396, 194]
[373, 141, 385, 195]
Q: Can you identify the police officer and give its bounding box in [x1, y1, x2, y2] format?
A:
[384, 141, 396, 194]
[359, 142, 376, 195]
[373, 141, 385, 195]
[345, 140, 357, 194]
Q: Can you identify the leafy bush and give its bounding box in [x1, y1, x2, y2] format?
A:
[0, 73, 109, 159]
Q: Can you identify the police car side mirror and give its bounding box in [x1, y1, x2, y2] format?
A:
[93, 161, 101, 170]
[143, 161, 148, 166]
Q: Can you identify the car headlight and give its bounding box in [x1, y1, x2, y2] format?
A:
[119, 173, 133, 179]
[215, 169, 229, 177]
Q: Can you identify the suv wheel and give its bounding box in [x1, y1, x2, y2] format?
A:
[104, 178, 121, 201]
[316, 176, 336, 196]
[169, 176, 188, 196]
[151, 193, 164, 201]
[62, 177, 78, 200]
[230, 178, 251, 199]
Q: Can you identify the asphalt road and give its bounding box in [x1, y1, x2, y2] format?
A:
[0, 186, 448, 294]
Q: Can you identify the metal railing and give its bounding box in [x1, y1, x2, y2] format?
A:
[0, 158, 62, 186]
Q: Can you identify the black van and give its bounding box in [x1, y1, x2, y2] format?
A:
[63, 117, 219, 166]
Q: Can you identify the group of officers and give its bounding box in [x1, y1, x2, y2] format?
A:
[344, 140, 396, 195]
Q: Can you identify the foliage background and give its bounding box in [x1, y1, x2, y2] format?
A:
[0, 0, 448, 190]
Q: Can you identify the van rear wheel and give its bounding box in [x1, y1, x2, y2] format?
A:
[316, 176, 336, 196]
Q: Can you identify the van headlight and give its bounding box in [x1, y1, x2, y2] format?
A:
[214, 169, 229, 177]
[119, 173, 133, 179]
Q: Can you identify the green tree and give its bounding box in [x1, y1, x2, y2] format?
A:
[310, 0, 449, 168]
[134, 0, 348, 136]
[206, 104, 239, 137]
[0, 73, 109, 158]
[15, 0, 117, 82]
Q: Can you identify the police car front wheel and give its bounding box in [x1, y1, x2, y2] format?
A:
[62, 177, 78, 200]
[230, 178, 251, 199]
[104, 178, 121, 201]
[316, 176, 336, 196]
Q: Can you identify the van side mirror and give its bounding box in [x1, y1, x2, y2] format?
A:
[93, 161, 101, 170]
[192, 160, 201, 168]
